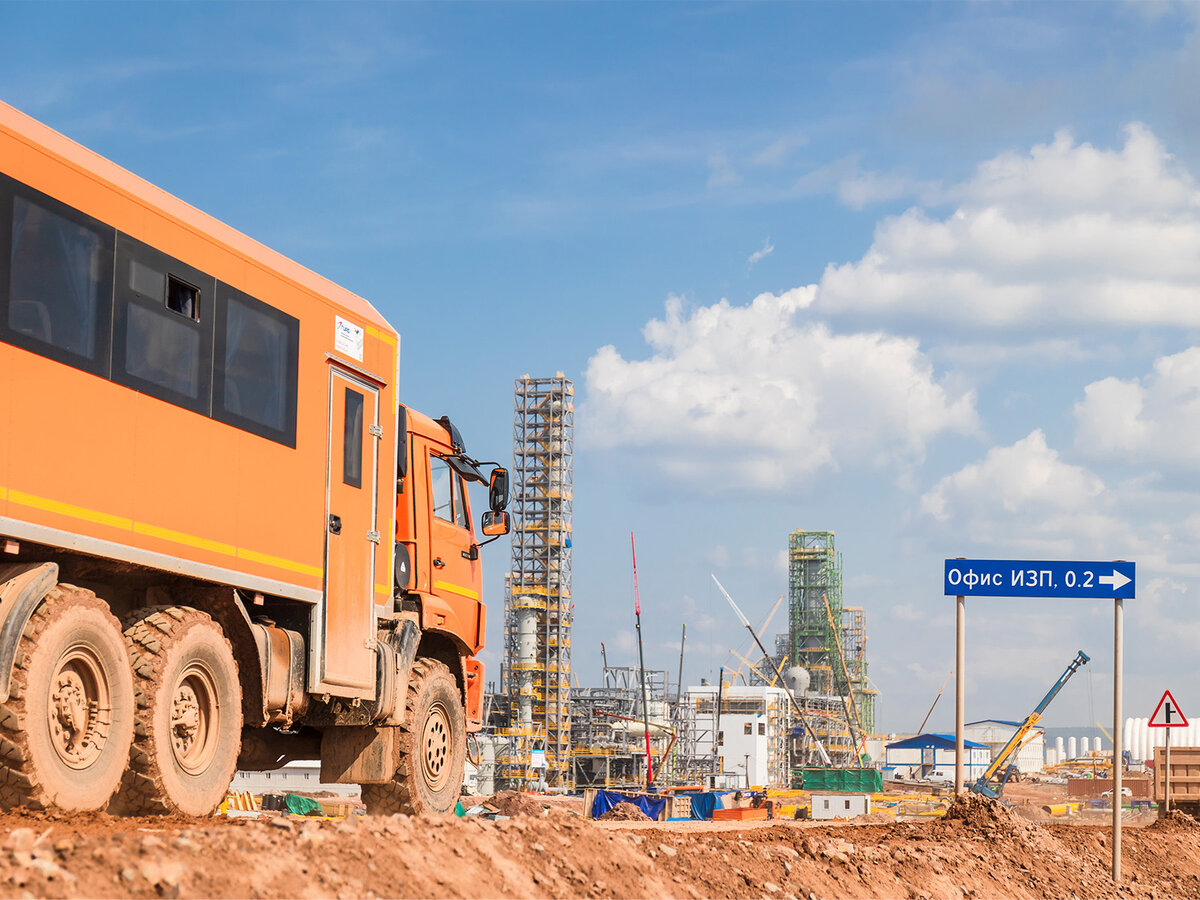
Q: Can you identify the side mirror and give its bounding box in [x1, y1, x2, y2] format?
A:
[489, 468, 509, 511]
[481, 510, 510, 537]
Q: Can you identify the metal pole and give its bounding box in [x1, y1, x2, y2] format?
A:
[676, 624, 687, 704]
[955, 593, 965, 796]
[1113, 597, 1123, 883]
[1166, 724, 1172, 815]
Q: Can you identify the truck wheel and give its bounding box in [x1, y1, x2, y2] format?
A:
[0, 585, 134, 811]
[111, 607, 242, 816]
[361, 658, 466, 816]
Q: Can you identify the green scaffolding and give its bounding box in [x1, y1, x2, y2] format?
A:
[787, 530, 877, 743]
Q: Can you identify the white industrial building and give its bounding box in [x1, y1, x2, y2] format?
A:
[686, 684, 792, 787]
[965, 720, 1046, 774]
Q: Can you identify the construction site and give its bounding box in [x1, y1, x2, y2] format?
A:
[0, 368, 1196, 900]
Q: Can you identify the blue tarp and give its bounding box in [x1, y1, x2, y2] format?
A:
[688, 792, 718, 820]
[591, 789, 667, 821]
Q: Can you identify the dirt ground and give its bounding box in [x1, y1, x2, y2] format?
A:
[0, 794, 1197, 900]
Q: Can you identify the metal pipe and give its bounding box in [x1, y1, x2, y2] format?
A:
[676, 624, 687, 704]
[955, 592, 965, 797]
[1113, 596, 1122, 883]
[632, 534, 654, 790]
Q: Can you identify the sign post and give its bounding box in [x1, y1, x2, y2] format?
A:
[1148, 689, 1188, 816]
[944, 558, 1135, 884]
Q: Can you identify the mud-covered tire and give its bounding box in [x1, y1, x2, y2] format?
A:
[0, 585, 134, 811]
[361, 658, 466, 816]
[110, 607, 242, 816]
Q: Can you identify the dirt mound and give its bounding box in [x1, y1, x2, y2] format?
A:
[942, 792, 1017, 829]
[597, 802, 651, 821]
[484, 791, 545, 817]
[1151, 809, 1200, 832]
[849, 811, 893, 824]
[1012, 803, 1050, 821]
[1, 804, 1200, 898]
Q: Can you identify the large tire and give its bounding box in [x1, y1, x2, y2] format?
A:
[0, 585, 134, 811]
[111, 607, 242, 816]
[361, 658, 466, 816]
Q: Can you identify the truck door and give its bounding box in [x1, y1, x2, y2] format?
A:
[427, 452, 480, 627]
[321, 365, 380, 691]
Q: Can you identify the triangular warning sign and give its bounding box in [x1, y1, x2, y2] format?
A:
[1149, 690, 1189, 728]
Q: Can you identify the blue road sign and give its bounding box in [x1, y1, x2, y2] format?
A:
[943, 559, 1135, 599]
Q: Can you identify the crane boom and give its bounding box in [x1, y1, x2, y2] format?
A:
[971, 650, 1090, 798]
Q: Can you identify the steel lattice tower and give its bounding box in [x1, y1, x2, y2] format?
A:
[499, 374, 574, 790]
[787, 530, 877, 763]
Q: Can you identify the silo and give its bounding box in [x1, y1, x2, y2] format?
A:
[1055, 736, 1065, 759]
[1068, 736, 1077, 760]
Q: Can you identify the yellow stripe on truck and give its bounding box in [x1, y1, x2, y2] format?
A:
[435, 579, 480, 601]
[9, 488, 133, 531]
[3, 484, 321, 581]
[134, 521, 237, 557]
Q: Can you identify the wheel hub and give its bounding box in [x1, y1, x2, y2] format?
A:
[48, 645, 111, 769]
[421, 702, 451, 792]
[169, 663, 220, 775]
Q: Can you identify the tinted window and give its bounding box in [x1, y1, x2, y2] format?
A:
[213, 284, 299, 447]
[113, 233, 214, 411]
[431, 456, 453, 522]
[452, 472, 469, 529]
[0, 180, 114, 375]
[343, 388, 364, 489]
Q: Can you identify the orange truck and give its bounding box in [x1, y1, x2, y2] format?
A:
[0, 101, 509, 816]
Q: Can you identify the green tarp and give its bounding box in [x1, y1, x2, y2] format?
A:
[800, 768, 882, 793]
[283, 793, 324, 816]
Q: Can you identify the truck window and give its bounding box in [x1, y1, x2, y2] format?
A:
[452, 471, 469, 529]
[431, 456, 453, 522]
[113, 233, 214, 411]
[2, 184, 114, 374]
[213, 284, 299, 447]
[343, 388, 364, 489]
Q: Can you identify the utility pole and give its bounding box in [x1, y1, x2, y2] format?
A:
[632, 534, 654, 791]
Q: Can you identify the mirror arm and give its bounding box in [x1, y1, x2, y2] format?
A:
[477, 535, 505, 549]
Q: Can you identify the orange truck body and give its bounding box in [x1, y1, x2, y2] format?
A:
[0, 100, 499, 810]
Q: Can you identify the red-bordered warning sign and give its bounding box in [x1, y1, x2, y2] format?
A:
[1149, 690, 1189, 728]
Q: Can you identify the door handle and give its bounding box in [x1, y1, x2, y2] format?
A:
[433, 557, 445, 568]
[328, 514, 342, 535]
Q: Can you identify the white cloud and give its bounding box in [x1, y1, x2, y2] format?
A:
[583, 289, 978, 489]
[836, 170, 934, 210]
[817, 124, 1200, 328]
[747, 237, 774, 267]
[1074, 347, 1200, 465]
[920, 430, 1118, 554]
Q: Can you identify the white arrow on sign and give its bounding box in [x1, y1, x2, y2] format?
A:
[1099, 570, 1131, 591]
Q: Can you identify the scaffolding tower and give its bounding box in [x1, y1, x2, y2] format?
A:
[786, 530, 877, 766]
[499, 374, 574, 790]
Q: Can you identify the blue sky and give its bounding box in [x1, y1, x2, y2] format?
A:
[5, 2, 1200, 737]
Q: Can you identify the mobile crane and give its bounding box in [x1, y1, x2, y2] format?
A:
[971, 650, 1090, 798]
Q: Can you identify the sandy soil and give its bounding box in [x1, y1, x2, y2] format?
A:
[0, 795, 1195, 899]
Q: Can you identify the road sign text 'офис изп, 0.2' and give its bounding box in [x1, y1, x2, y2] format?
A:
[943, 560, 1136, 599]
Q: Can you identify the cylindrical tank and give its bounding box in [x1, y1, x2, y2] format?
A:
[517, 605, 538, 729]
[1055, 736, 1065, 759]
[1123, 718, 1134, 760]
[1068, 736, 1077, 760]
[478, 737, 497, 796]
[782, 666, 810, 697]
[1081, 737, 1090, 756]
